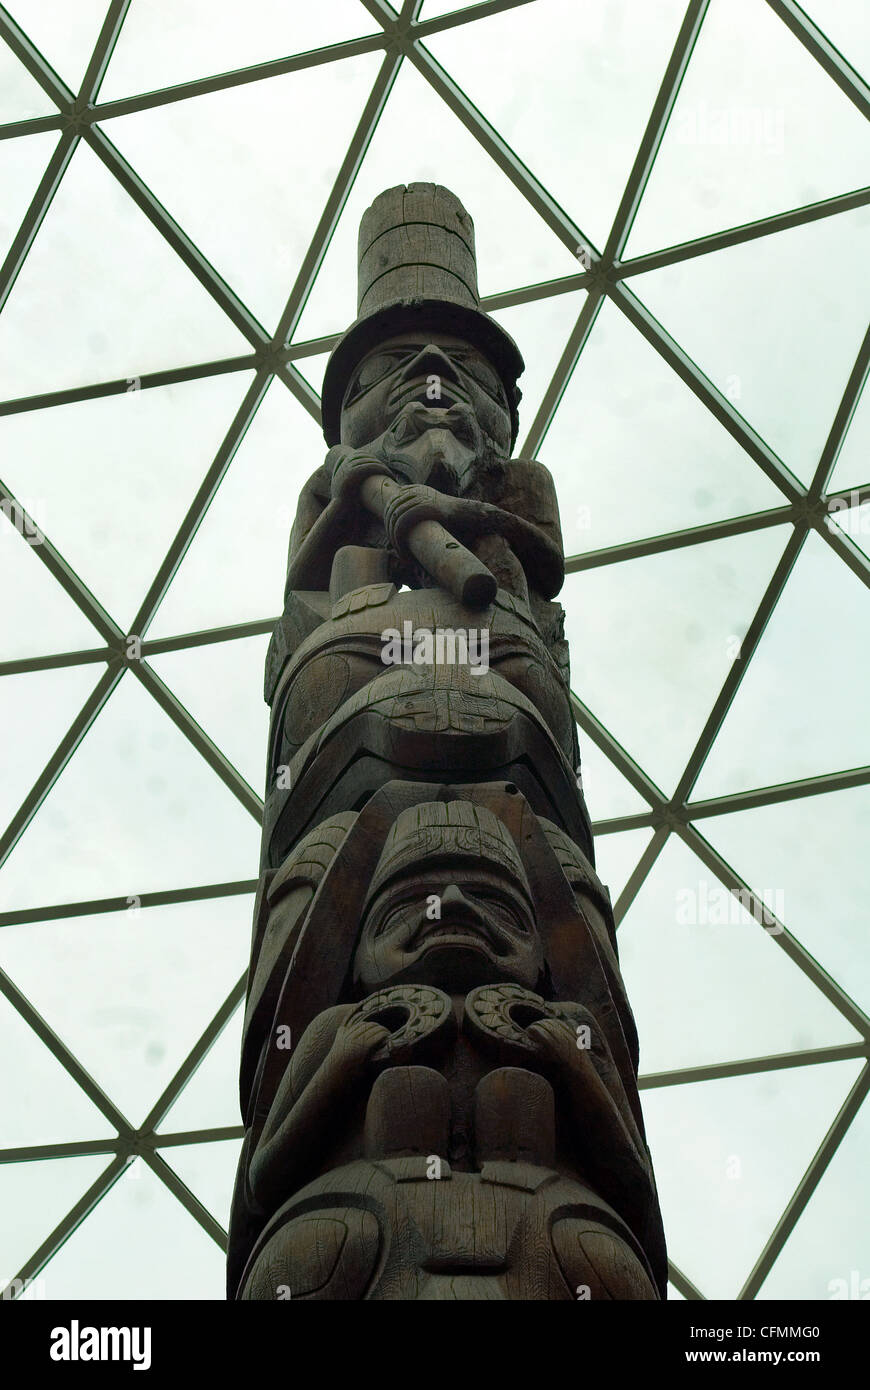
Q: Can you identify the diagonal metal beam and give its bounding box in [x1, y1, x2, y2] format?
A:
[0, 1125, 244, 1165]
[83, 124, 267, 348]
[0, 130, 76, 315]
[603, 0, 710, 263]
[275, 50, 407, 345]
[617, 184, 870, 279]
[0, 113, 65, 140]
[0, 663, 124, 872]
[570, 691, 666, 808]
[669, 525, 808, 806]
[0, 5, 76, 108]
[565, 505, 795, 572]
[139, 976, 246, 1137]
[817, 515, 870, 588]
[0, 880, 257, 929]
[809, 318, 870, 500]
[668, 1262, 706, 1300]
[685, 764, 870, 820]
[77, 0, 132, 108]
[131, 660, 263, 820]
[128, 370, 271, 635]
[141, 1148, 228, 1250]
[678, 821, 870, 1039]
[147, 1125, 244, 1150]
[0, 478, 123, 645]
[1, 1154, 129, 1300]
[0, 352, 257, 416]
[520, 288, 606, 459]
[91, 33, 389, 122]
[613, 826, 670, 927]
[640, 1041, 869, 1090]
[0, 965, 133, 1136]
[0, 1137, 121, 1164]
[609, 282, 805, 502]
[738, 1062, 870, 1299]
[765, 0, 870, 123]
[407, 38, 590, 257]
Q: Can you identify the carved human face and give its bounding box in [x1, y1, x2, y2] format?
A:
[339, 332, 512, 458]
[353, 865, 543, 994]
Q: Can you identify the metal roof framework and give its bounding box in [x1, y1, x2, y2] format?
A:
[0, 0, 867, 1302]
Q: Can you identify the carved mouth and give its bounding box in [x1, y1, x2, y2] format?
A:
[418, 932, 494, 958]
[412, 918, 503, 957]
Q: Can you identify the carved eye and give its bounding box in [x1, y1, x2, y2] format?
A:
[345, 350, 410, 401]
[471, 891, 529, 933]
[450, 351, 505, 400]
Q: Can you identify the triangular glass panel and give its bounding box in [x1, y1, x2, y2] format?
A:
[490, 291, 587, 445]
[540, 298, 784, 557]
[1, 1154, 112, 1289]
[149, 634, 271, 793]
[0, 510, 104, 658]
[562, 525, 790, 793]
[4, 0, 109, 93]
[0, 671, 261, 914]
[0, 131, 60, 267]
[693, 532, 870, 797]
[0, 372, 257, 630]
[158, 1002, 243, 1134]
[0, 139, 250, 398]
[0, 43, 56, 121]
[828, 374, 870, 493]
[293, 349, 330, 398]
[0, 664, 105, 833]
[107, 49, 383, 330]
[162, 1137, 243, 1226]
[593, 827, 654, 904]
[701, 786, 870, 1015]
[621, 835, 859, 1074]
[427, 0, 689, 250]
[37, 1157, 226, 1297]
[291, 61, 581, 345]
[630, 207, 870, 485]
[0, 895, 252, 1123]
[0, 990, 116, 1146]
[799, 0, 870, 82]
[760, 1078, 870, 1299]
[625, 0, 870, 256]
[641, 1059, 864, 1298]
[100, 0, 374, 100]
[147, 378, 323, 636]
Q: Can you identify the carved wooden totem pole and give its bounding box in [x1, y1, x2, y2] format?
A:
[228, 184, 667, 1301]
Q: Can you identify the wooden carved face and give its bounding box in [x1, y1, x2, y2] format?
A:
[339, 331, 513, 462]
[352, 862, 543, 995]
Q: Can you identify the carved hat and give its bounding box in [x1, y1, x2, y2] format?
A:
[363, 800, 533, 909]
[320, 183, 525, 448]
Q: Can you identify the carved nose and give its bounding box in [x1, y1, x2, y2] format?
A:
[440, 883, 473, 911]
[401, 344, 461, 385]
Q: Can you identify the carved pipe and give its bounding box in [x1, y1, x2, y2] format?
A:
[359, 473, 497, 609]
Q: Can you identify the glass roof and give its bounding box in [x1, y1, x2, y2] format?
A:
[1, 0, 868, 1303]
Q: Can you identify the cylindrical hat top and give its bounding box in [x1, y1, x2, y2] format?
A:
[357, 183, 481, 320]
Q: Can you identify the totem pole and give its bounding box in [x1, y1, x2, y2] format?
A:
[227, 184, 666, 1300]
